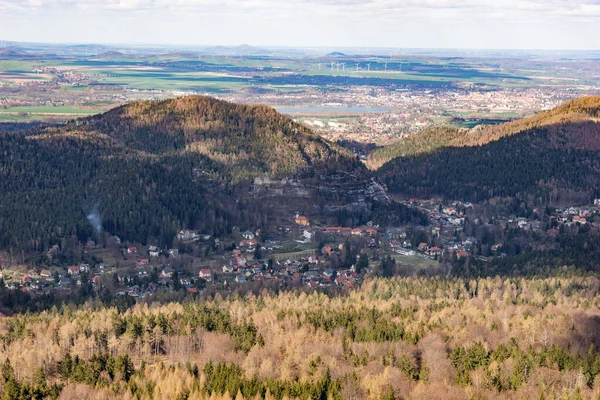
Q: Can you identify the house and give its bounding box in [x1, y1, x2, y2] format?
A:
[324, 227, 352, 235]
[303, 229, 315, 240]
[160, 267, 174, 279]
[448, 217, 463, 226]
[323, 268, 335, 278]
[68, 266, 80, 275]
[321, 246, 333, 256]
[40, 269, 52, 278]
[58, 277, 72, 287]
[21, 275, 32, 285]
[242, 230, 255, 240]
[443, 207, 456, 215]
[127, 247, 138, 254]
[428, 247, 442, 256]
[233, 257, 247, 267]
[177, 230, 200, 242]
[334, 275, 348, 286]
[517, 219, 530, 229]
[295, 215, 310, 226]
[352, 228, 363, 236]
[385, 228, 406, 240]
[199, 269, 213, 281]
[30, 280, 44, 290]
[418, 243, 428, 252]
[168, 249, 179, 257]
[239, 239, 257, 249]
[457, 251, 469, 259]
[6, 282, 19, 290]
[397, 248, 416, 256]
[222, 265, 234, 274]
[137, 259, 149, 267]
[180, 277, 191, 286]
[235, 275, 247, 283]
[149, 246, 160, 257]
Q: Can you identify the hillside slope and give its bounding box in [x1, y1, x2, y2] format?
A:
[0, 96, 404, 254]
[376, 96, 600, 204]
[368, 96, 600, 168]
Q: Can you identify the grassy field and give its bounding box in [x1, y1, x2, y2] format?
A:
[0, 105, 102, 122]
[2, 105, 100, 114]
[392, 253, 440, 269]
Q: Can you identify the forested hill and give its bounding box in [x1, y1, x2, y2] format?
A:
[376, 96, 600, 205]
[0, 96, 406, 255]
[55, 96, 365, 181]
[368, 96, 600, 169]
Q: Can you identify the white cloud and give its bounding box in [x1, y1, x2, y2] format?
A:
[0, 0, 598, 49]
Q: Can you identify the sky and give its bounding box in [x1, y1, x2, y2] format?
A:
[0, 0, 599, 50]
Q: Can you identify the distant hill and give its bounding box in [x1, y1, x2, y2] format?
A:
[160, 52, 199, 59]
[90, 51, 125, 59]
[327, 52, 347, 57]
[376, 97, 600, 204]
[0, 48, 33, 59]
[205, 44, 272, 56]
[0, 96, 415, 254]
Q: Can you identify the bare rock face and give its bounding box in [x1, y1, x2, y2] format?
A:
[250, 173, 391, 216]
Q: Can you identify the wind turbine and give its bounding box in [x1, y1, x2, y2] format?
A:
[341, 62, 346, 71]
[317, 63, 322, 71]
[330, 61, 335, 71]
[384, 63, 388, 72]
[366, 63, 371, 71]
[355, 63, 360, 72]
[399, 62, 404, 73]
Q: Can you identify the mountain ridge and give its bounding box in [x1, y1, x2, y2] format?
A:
[368, 96, 600, 169]
[375, 96, 600, 204]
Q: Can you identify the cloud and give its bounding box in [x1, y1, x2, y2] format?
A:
[0, 0, 598, 48]
[1, 0, 599, 18]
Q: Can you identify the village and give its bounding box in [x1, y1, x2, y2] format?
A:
[2, 197, 599, 299]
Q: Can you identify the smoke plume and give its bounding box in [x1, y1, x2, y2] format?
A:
[87, 205, 102, 236]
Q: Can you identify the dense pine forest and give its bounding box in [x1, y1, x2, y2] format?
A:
[0, 277, 600, 399]
[376, 97, 600, 205]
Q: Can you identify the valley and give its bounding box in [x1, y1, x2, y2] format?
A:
[2, 44, 600, 400]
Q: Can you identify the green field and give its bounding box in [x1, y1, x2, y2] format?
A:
[0, 105, 102, 122]
[2, 105, 100, 114]
[392, 253, 440, 269]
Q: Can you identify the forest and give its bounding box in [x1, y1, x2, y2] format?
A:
[375, 96, 600, 205]
[1, 277, 600, 399]
[0, 96, 419, 256]
[377, 121, 600, 205]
